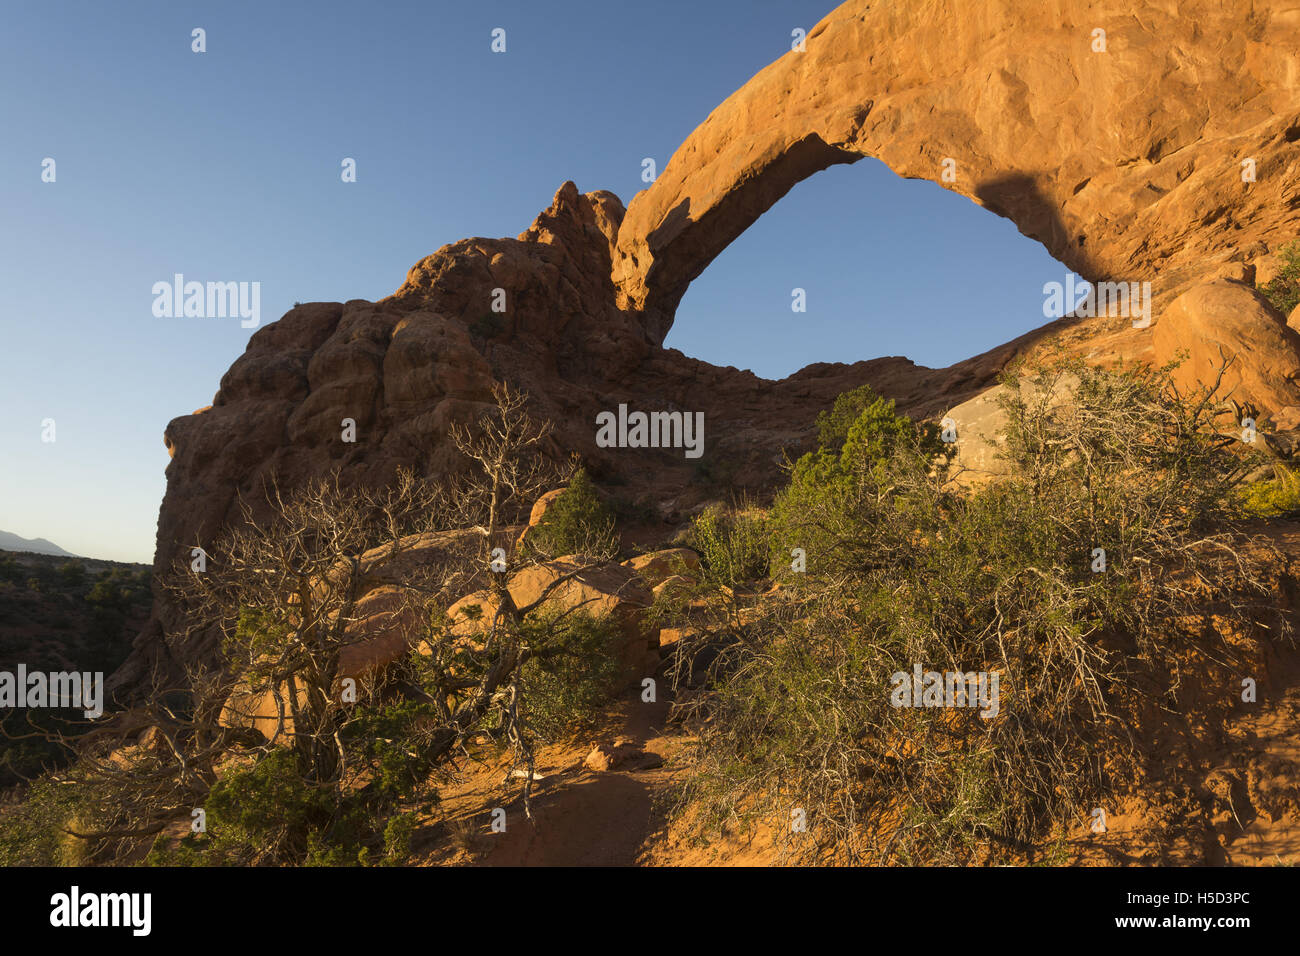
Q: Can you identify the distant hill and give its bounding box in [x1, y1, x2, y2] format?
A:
[0, 530, 76, 557]
[0, 547, 152, 786]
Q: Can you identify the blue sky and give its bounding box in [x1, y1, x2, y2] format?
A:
[0, 0, 1071, 563]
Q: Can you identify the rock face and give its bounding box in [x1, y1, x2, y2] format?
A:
[118, 0, 1300, 692]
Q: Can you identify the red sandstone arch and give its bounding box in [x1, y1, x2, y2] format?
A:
[613, 0, 1300, 343]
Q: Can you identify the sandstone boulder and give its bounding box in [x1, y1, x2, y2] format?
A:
[442, 589, 498, 648]
[304, 529, 508, 678]
[218, 682, 309, 742]
[514, 560, 654, 690]
[621, 548, 701, 588]
[529, 489, 566, 526]
[337, 585, 423, 679]
[433, 559, 655, 692]
[516, 488, 566, 547]
[1152, 281, 1300, 420]
[583, 739, 663, 773]
[657, 625, 697, 650]
[943, 375, 1077, 483]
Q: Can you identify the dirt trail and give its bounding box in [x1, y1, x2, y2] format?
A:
[418, 691, 698, 866]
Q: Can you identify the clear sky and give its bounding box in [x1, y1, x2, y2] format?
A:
[0, 0, 1072, 563]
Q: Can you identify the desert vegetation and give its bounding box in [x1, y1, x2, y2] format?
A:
[1, 386, 631, 866]
[0, 555, 149, 787]
[523, 467, 617, 560]
[659, 359, 1295, 863]
[1258, 239, 1300, 317]
[4, 360, 1299, 867]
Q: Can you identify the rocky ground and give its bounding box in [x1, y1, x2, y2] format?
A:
[335, 516, 1300, 867]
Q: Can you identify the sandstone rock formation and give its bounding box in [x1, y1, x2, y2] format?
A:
[517, 489, 566, 547]
[118, 0, 1300, 692]
[613, 0, 1300, 332]
[218, 688, 299, 741]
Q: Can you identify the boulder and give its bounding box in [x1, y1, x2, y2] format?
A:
[432, 559, 655, 692]
[218, 682, 309, 742]
[512, 560, 654, 690]
[583, 739, 663, 773]
[1152, 281, 1300, 418]
[337, 585, 423, 679]
[657, 625, 697, 650]
[942, 375, 1077, 483]
[309, 529, 508, 678]
[517, 488, 566, 547]
[621, 548, 701, 588]
[529, 489, 566, 526]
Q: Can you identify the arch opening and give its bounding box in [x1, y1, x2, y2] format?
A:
[665, 158, 1082, 381]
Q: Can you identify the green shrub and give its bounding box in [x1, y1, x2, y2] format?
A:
[0, 776, 83, 866]
[815, 383, 921, 452]
[526, 468, 617, 558]
[86, 567, 148, 610]
[202, 748, 344, 864]
[770, 387, 945, 577]
[1258, 239, 1300, 316]
[685, 504, 770, 585]
[1238, 465, 1300, 517]
[343, 700, 441, 805]
[56, 561, 85, 588]
[145, 698, 441, 868]
[381, 813, 417, 865]
[148, 747, 373, 867]
[673, 360, 1275, 864]
[518, 610, 626, 739]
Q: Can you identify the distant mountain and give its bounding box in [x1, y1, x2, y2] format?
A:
[0, 530, 76, 557]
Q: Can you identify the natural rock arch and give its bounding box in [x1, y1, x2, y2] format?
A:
[119, 0, 1300, 692]
[613, 0, 1300, 342]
